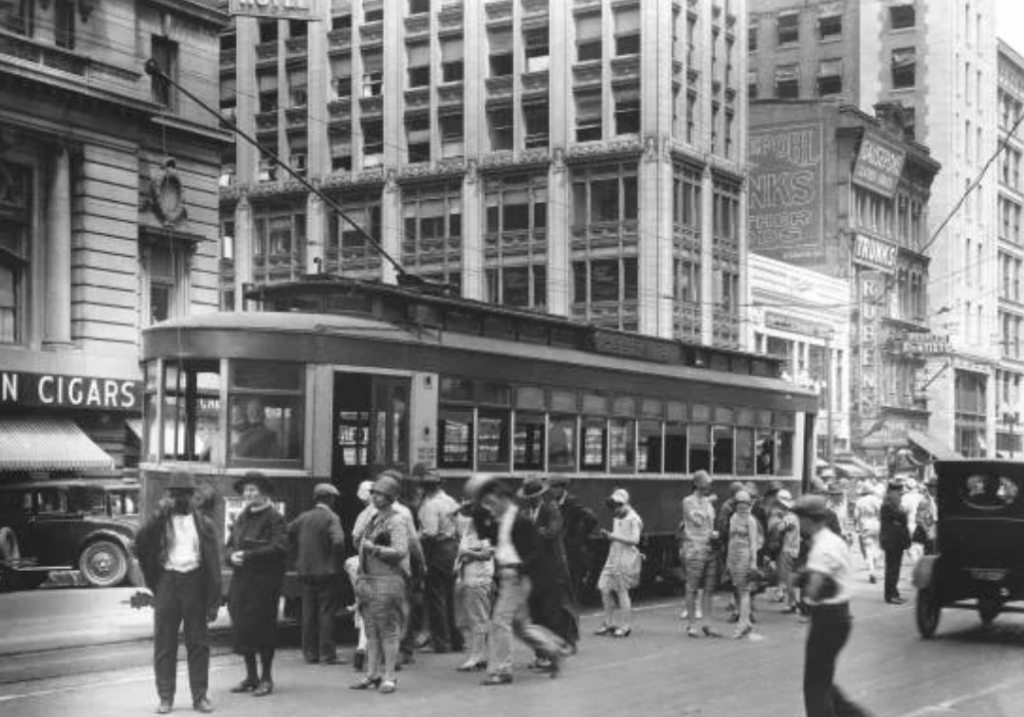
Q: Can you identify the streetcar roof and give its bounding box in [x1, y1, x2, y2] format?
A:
[144, 311, 817, 401]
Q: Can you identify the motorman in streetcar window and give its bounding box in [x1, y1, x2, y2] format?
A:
[233, 398, 279, 459]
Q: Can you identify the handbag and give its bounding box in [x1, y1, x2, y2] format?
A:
[625, 549, 644, 589]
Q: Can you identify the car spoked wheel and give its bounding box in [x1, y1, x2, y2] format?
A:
[79, 540, 128, 588]
[916, 588, 941, 639]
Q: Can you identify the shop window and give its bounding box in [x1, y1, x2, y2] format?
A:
[548, 415, 577, 470]
[438, 407, 473, 468]
[161, 361, 222, 462]
[514, 412, 545, 470]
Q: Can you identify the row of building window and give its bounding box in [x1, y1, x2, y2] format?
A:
[749, 5, 913, 55]
[1000, 310, 1024, 361]
[999, 196, 1022, 245]
[1000, 251, 1023, 304]
[853, 187, 926, 250]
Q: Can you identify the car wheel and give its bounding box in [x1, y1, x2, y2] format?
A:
[79, 540, 128, 588]
[916, 587, 941, 639]
[978, 598, 1001, 626]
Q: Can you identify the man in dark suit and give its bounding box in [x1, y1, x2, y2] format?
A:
[470, 476, 568, 686]
[135, 472, 222, 715]
[548, 476, 598, 603]
[879, 481, 910, 604]
[289, 483, 347, 665]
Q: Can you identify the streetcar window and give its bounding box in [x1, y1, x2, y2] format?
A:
[228, 395, 303, 462]
[440, 377, 474, 402]
[438, 407, 473, 468]
[755, 431, 775, 475]
[582, 393, 608, 415]
[477, 409, 510, 469]
[609, 419, 636, 471]
[478, 382, 511, 406]
[551, 390, 577, 413]
[664, 421, 688, 472]
[163, 361, 221, 463]
[735, 428, 756, 475]
[712, 426, 735, 475]
[777, 431, 794, 476]
[689, 424, 711, 473]
[581, 417, 608, 471]
[548, 416, 577, 471]
[515, 386, 546, 411]
[513, 412, 546, 470]
[641, 399, 663, 419]
[638, 420, 663, 472]
[613, 397, 636, 417]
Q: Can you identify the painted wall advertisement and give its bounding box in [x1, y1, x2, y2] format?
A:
[748, 122, 825, 266]
[852, 130, 906, 199]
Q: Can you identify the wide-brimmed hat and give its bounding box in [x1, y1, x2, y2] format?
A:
[517, 476, 549, 500]
[827, 482, 844, 496]
[314, 482, 340, 498]
[791, 494, 830, 520]
[371, 474, 401, 500]
[776, 489, 794, 508]
[166, 471, 195, 493]
[411, 462, 440, 484]
[234, 471, 274, 496]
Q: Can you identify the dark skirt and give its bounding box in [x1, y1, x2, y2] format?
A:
[229, 567, 283, 652]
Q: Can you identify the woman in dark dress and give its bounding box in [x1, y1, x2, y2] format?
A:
[227, 472, 288, 697]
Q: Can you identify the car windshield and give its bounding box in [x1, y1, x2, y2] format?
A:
[962, 474, 1021, 510]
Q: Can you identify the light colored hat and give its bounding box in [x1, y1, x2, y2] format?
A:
[371, 474, 401, 500]
[776, 489, 794, 508]
[314, 482, 339, 498]
[356, 480, 374, 503]
[792, 494, 830, 520]
[610, 488, 630, 505]
[735, 490, 752, 505]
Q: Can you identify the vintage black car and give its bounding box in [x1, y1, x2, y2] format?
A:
[0, 479, 140, 589]
[913, 460, 1024, 637]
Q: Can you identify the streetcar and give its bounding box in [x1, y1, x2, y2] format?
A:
[138, 276, 818, 600]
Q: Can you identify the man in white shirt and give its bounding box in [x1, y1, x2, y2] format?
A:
[414, 462, 462, 653]
[135, 472, 222, 715]
[793, 495, 873, 717]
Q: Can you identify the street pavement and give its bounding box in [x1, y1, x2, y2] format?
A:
[3, 566, 1024, 716]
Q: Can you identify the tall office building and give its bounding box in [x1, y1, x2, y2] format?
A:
[0, 0, 226, 475]
[219, 0, 748, 347]
[996, 40, 1024, 457]
[748, 0, 999, 457]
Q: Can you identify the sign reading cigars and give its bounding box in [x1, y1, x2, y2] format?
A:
[0, 371, 141, 411]
[228, 0, 318, 20]
[748, 122, 825, 266]
[853, 130, 906, 199]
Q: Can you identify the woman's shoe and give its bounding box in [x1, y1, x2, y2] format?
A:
[481, 674, 514, 686]
[379, 680, 397, 694]
[594, 624, 615, 636]
[732, 624, 752, 640]
[612, 627, 632, 638]
[252, 679, 273, 697]
[230, 679, 258, 693]
[702, 625, 723, 638]
[456, 661, 487, 672]
[687, 625, 701, 638]
[350, 677, 382, 690]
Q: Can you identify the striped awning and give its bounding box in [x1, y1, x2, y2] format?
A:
[0, 417, 115, 473]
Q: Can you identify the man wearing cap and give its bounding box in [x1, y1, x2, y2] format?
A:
[880, 481, 910, 604]
[289, 482, 347, 666]
[680, 470, 720, 637]
[135, 472, 222, 715]
[413, 462, 462, 654]
[548, 476, 599, 603]
[792, 495, 873, 717]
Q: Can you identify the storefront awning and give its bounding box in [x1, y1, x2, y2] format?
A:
[907, 430, 960, 461]
[0, 417, 116, 473]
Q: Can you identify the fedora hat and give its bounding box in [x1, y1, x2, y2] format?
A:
[517, 475, 549, 500]
[791, 494, 830, 520]
[233, 471, 274, 496]
[412, 462, 440, 484]
[166, 471, 195, 493]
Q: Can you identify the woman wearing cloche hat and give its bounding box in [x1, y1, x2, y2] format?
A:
[595, 489, 643, 638]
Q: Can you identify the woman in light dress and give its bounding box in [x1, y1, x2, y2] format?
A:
[595, 489, 643, 638]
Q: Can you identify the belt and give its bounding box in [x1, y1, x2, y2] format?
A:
[808, 602, 850, 619]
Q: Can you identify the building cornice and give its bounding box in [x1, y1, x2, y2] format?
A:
[141, 0, 230, 28]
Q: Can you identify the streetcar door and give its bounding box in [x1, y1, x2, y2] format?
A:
[331, 372, 410, 529]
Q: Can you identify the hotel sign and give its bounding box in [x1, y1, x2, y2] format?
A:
[853, 234, 898, 274]
[228, 0, 318, 20]
[0, 371, 141, 411]
[853, 130, 906, 199]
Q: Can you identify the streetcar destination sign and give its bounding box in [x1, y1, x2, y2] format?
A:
[591, 330, 681, 364]
[0, 371, 141, 411]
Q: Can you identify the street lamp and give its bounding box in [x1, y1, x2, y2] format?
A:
[1003, 404, 1021, 460]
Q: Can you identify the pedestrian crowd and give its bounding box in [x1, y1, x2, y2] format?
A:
[134, 462, 931, 716]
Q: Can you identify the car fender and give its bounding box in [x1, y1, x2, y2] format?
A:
[913, 554, 938, 589]
[77, 528, 133, 557]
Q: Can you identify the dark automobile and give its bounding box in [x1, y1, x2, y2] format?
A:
[0, 479, 141, 589]
[913, 460, 1024, 637]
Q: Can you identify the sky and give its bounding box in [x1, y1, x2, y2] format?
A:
[998, 0, 1024, 57]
